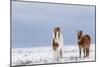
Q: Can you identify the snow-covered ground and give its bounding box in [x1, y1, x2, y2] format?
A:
[11, 44, 95, 66]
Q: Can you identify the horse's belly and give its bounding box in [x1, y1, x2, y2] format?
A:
[79, 44, 90, 48]
[79, 44, 85, 48]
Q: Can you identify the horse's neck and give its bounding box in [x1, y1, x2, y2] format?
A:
[53, 36, 60, 42]
[54, 37, 60, 42]
[53, 32, 63, 41]
[78, 35, 83, 43]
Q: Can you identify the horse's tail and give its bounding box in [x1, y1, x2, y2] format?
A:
[85, 34, 91, 45]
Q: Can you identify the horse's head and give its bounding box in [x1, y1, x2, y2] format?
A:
[53, 27, 60, 39]
[77, 30, 82, 41]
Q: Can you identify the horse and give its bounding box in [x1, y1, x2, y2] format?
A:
[51, 27, 64, 61]
[77, 30, 91, 58]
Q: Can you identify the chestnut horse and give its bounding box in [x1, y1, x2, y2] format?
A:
[77, 30, 91, 58]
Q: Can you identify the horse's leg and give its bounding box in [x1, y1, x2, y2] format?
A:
[53, 51, 56, 60]
[57, 52, 59, 61]
[53, 50, 58, 61]
[88, 48, 90, 57]
[57, 50, 59, 61]
[86, 49, 87, 57]
[86, 48, 89, 57]
[88, 47, 90, 56]
[79, 48, 81, 58]
[60, 48, 63, 58]
[83, 48, 86, 58]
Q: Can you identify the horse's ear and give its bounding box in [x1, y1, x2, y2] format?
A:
[80, 30, 82, 32]
[80, 30, 82, 34]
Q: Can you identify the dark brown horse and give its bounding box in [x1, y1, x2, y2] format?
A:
[77, 30, 91, 58]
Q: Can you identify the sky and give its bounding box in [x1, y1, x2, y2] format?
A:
[11, 1, 95, 48]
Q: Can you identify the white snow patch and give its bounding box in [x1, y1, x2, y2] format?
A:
[11, 44, 95, 66]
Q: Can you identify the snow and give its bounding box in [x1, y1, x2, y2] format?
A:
[11, 44, 95, 66]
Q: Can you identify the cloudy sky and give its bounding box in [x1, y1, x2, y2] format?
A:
[11, 1, 95, 48]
